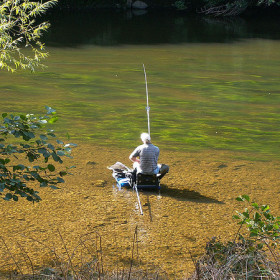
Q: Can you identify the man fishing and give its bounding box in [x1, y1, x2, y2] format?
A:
[129, 132, 169, 179]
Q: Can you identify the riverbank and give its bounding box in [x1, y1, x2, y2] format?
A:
[1, 142, 279, 278]
[52, 0, 280, 17]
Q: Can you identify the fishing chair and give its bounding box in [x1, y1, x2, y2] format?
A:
[133, 172, 160, 190]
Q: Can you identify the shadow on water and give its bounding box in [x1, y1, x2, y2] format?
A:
[139, 184, 223, 204]
[160, 184, 223, 204]
[44, 10, 280, 47]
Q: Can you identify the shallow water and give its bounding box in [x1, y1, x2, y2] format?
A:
[1, 39, 280, 160]
[1, 11, 280, 278]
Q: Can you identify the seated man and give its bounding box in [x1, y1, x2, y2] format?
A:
[129, 132, 169, 179]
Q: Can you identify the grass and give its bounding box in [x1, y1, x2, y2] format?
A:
[0, 227, 168, 280]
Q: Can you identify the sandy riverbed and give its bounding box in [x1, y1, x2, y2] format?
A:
[0, 142, 279, 278]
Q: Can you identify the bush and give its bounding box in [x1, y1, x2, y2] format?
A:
[189, 195, 280, 279]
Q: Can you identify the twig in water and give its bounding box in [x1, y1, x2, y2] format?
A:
[95, 231, 104, 278]
[188, 249, 200, 280]
[57, 228, 78, 279]
[128, 226, 138, 280]
[16, 241, 35, 279]
[0, 236, 23, 276]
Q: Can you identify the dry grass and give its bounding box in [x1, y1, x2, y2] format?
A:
[188, 237, 280, 280]
[0, 227, 168, 280]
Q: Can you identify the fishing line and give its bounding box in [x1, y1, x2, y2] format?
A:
[143, 64, 150, 136]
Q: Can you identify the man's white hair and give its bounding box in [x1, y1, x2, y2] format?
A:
[140, 132, 151, 143]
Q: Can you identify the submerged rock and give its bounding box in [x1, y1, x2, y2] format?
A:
[86, 161, 96, 166]
[91, 180, 106, 187]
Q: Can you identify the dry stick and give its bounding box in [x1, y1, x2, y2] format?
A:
[116, 260, 119, 280]
[0, 236, 23, 276]
[95, 232, 100, 278]
[128, 226, 138, 280]
[147, 194, 153, 222]
[57, 228, 78, 279]
[99, 233, 104, 275]
[78, 232, 100, 278]
[23, 234, 67, 279]
[95, 231, 104, 279]
[136, 225, 139, 263]
[263, 239, 280, 274]
[188, 249, 200, 280]
[233, 208, 254, 244]
[121, 264, 125, 280]
[16, 241, 35, 279]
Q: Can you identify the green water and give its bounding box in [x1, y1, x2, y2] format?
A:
[1, 13, 280, 160]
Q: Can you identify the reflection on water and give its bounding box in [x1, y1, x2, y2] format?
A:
[45, 10, 280, 46]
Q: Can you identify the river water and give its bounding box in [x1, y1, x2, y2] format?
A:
[0, 10, 280, 278]
[1, 10, 280, 159]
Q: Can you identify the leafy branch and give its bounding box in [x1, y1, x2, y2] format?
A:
[0, 0, 57, 72]
[0, 106, 76, 202]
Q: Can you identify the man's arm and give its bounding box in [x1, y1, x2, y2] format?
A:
[129, 148, 140, 163]
[129, 155, 140, 163]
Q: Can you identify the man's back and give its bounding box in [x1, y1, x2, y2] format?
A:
[130, 143, 159, 174]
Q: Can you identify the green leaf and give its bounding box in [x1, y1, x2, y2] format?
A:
[52, 152, 60, 162]
[28, 132, 35, 139]
[45, 106, 56, 114]
[57, 150, 64, 156]
[2, 113, 8, 118]
[241, 194, 250, 202]
[47, 132, 56, 137]
[236, 196, 244, 202]
[48, 116, 58, 124]
[40, 134, 48, 141]
[47, 164, 55, 172]
[47, 143, 55, 150]
[4, 193, 13, 201]
[13, 164, 25, 171]
[40, 181, 48, 187]
[252, 202, 259, 209]
[38, 148, 46, 154]
[233, 215, 240, 220]
[57, 177, 64, 183]
[254, 212, 261, 222]
[261, 205, 270, 212]
[242, 211, 249, 218]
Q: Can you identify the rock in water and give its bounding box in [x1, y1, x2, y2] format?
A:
[92, 180, 106, 187]
[132, 1, 148, 9]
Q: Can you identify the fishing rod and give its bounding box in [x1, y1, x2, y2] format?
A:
[143, 64, 150, 136]
[131, 64, 150, 216]
[133, 184, 143, 215]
